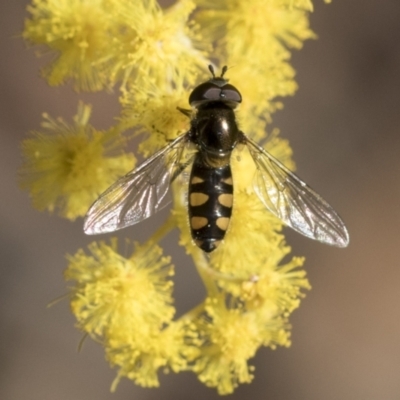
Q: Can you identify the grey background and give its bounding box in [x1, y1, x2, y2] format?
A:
[1, 1, 400, 399]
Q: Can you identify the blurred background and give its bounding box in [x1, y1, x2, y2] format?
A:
[1, 1, 400, 399]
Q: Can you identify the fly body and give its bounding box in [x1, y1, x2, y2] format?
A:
[84, 65, 349, 252]
[187, 76, 241, 252]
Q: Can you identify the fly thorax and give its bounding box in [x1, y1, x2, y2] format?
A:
[195, 104, 239, 156]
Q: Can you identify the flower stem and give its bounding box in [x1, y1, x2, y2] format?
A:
[192, 249, 221, 297]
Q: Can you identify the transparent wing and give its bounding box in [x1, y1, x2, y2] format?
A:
[244, 134, 349, 247]
[84, 134, 193, 234]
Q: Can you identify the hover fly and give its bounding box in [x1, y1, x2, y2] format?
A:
[84, 65, 349, 252]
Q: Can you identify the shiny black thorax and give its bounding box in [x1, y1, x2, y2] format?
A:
[190, 102, 240, 167]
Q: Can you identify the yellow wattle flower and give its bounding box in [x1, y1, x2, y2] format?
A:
[65, 239, 175, 336]
[193, 299, 261, 394]
[106, 319, 198, 390]
[105, 0, 207, 89]
[66, 238, 200, 390]
[20, 103, 135, 220]
[194, 0, 317, 134]
[23, 0, 118, 91]
[20, 0, 329, 394]
[23, 0, 207, 91]
[119, 82, 192, 157]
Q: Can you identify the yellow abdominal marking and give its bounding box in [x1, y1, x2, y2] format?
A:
[218, 193, 233, 208]
[216, 217, 230, 231]
[194, 239, 203, 247]
[191, 216, 208, 230]
[212, 240, 222, 248]
[191, 176, 204, 184]
[190, 193, 209, 206]
[223, 177, 233, 185]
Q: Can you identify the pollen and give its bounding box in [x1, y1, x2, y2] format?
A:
[65, 239, 175, 337]
[107, 0, 207, 90]
[195, 0, 316, 132]
[119, 81, 191, 156]
[19, 103, 135, 220]
[23, 0, 117, 91]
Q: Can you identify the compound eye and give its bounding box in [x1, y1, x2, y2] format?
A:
[189, 82, 221, 105]
[188, 81, 242, 106]
[220, 84, 242, 103]
[202, 86, 222, 100]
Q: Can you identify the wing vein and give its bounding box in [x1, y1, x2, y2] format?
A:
[244, 134, 349, 247]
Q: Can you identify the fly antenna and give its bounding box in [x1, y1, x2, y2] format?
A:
[221, 65, 228, 78]
[208, 64, 216, 78]
[208, 64, 228, 80]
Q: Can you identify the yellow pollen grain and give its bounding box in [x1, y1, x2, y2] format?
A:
[218, 193, 233, 208]
[191, 216, 208, 230]
[190, 193, 209, 206]
[216, 217, 230, 231]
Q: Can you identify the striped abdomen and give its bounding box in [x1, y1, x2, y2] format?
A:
[188, 154, 233, 253]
